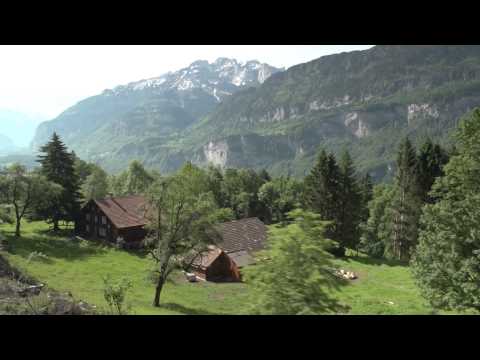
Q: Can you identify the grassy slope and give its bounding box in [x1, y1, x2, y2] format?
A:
[0, 221, 468, 315]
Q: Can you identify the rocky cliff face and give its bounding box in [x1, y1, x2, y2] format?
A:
[30, 46, 480, 180]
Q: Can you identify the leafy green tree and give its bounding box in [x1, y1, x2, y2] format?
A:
[387, 138, 422, 261]
[0, 164, 62, 237]
[220, 168, 268, 220]
[258, 177, 303, 224]
[144, 171, 225, 307]
[243, 209, 346, 315]
[108, 160, 155, 196]
[359, 184, 395, 258]
[411, 108, 480, 312]
[124, 160, 154, 195]
[36, 132, 82, 230]
[82, 166, 109, 201]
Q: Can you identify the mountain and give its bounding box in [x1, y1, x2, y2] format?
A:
[0, 133, 16, 155]
[159, 45, 480, 180]
[31, 46, 480, 180]
[31, 58, 283, 172]
[0, 109, 45, 148]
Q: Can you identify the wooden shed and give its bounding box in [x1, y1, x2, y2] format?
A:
[191, 247, 242, 282]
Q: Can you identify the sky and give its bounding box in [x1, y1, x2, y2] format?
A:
[0, 45, 373, 122]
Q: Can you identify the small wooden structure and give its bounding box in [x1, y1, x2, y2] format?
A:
[191, 247, 242, 282]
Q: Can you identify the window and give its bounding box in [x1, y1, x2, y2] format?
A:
[99, 228, 106, 237]
[95, 216, 98, 223]
[86, 225, 90, 233]
[86, 214, 90, 221]
[102, 216, 107, 225]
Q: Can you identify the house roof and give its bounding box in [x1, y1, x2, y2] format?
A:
[92, 195, 148, 229]
[217, 217, 268, 254]
[228, 250, 256, 268]
[191, 247, 224, 270]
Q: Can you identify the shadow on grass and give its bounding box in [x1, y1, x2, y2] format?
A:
[4, 230, 107, 261]
[344, 255, 408, 267]
[159, 302, 217, 315]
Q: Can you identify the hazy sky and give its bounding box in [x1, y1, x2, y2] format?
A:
[0, 45, 374, 121]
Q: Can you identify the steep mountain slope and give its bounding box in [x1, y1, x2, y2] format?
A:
[167, 45, 480, 180]
[31, 46, 480, 179]
[31, 59, 282, 171]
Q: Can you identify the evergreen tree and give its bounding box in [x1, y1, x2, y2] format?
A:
[387, 138, 421, 261]
[359, 172, 374, 223]
[416, 138, 449, 203]
[36, 132, 82, 231]
[359, 184, 395, 258]
[412, 108, 480, 312]
[337, 150, 362, 251]
[303, 149, 343, 254]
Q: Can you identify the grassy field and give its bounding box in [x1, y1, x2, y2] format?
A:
[0, 221, 469, 315]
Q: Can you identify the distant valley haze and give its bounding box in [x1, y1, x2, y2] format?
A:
[0, 45, 373, 152]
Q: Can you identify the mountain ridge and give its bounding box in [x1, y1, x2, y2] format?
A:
[30, 46, 480, 179]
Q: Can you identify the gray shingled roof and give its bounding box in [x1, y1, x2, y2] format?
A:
[217, 217, 268, 254]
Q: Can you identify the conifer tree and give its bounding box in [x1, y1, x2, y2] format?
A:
[359, 172, 374, 223]
[303, 149, 342, 253]
[416, 138, 449, 203]
[387, 138, 421, 261]
[337, 150, 362, 251]
[36, 132, 82, 231]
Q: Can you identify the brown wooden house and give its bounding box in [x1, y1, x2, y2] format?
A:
[76, 195, 149, 248]
[191, 217, 268, 282]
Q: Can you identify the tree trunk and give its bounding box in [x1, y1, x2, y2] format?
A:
[53, 219, 59, 232]
[15, 220, 21, 237]
[153, 277, 165, 307]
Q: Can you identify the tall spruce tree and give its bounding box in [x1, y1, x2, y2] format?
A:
[303, 149, 342, 252]
[416, 139, 449, 204]
[36, 132, 82, 231]
[387, 138, 421, 261]
[337, 150, 362, 251]
[359, 172, 374, 223]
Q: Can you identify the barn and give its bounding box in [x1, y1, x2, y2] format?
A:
[190, 217, 268, 282]
[76, 195, 149, 248]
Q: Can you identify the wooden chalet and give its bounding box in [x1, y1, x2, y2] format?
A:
[76, 195, 149, 248]
[76, 195, 268, 281]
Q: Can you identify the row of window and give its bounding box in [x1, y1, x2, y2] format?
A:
[85, 225, 107, 238]
[86, 213, 107, 225]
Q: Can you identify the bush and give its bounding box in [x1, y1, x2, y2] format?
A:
[102, 275, 133, 315]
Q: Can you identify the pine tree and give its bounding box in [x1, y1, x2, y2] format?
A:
[303, 149, 342, 253]
[359, 172, 374, 223]
[337, 150, 362, 251]
[388, 138, 421, 261]
[416, 139, 449, 203]
[36, 132, 82, 231]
